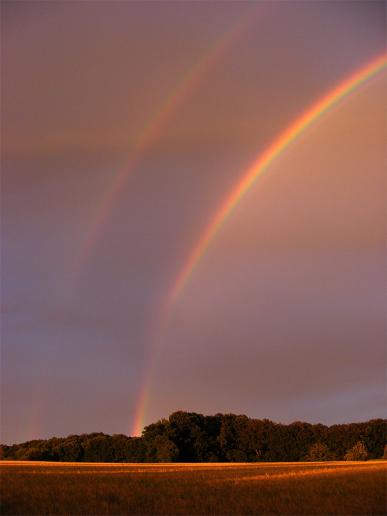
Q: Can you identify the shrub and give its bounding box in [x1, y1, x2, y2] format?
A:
[344, 441, 368, 461]
[305, 442, 334, 461]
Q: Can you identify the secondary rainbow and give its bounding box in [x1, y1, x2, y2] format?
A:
[131, 52, 386, 436]
[72, 3, 267, 278]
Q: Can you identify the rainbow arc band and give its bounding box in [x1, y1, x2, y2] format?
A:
[131, 52, 386, 437]
[72, 3, 267, 279]
[168, 52, 387, 305]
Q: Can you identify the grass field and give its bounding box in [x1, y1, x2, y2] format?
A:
[1, 460, 386, 515]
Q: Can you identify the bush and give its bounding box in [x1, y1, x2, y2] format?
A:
[344, 441, 368, 461]
[305, 442, 334, 461]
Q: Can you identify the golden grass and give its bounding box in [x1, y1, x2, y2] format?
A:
[1, 460, 386, 515]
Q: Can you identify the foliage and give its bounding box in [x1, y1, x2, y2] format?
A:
[305, 442, 335, 461]
[344, 441, 368, 461]
[1, 413, 385, 463]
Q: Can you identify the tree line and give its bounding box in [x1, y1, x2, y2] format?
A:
[1, 412, 386, 462]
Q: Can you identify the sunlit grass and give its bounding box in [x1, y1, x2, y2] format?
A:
[1, 461, 386, 515]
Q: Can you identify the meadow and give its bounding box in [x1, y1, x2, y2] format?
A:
[1, 460, 386, 515]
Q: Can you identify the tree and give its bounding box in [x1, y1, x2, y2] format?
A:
[305, 442, 334, 461]
[383, 444, 387, 459]
[344, 441, 368, 461]
[152, 435, 179, 462]
[361, 419, 386, 459]
[217, 414, 250, 462]
[17, 446, 43, 460]
[0, 445, 9, 459]
[83, 435, 114, 462]
[2, 414, 385, 463]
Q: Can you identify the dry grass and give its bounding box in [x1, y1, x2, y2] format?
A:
[1, 460, 386, 515]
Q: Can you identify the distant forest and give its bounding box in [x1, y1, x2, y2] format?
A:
[1, 412, 386, 462]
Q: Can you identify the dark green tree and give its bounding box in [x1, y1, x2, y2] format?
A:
[305, 442, 334, 461]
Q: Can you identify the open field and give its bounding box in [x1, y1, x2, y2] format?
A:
[1, 460, 386, 515]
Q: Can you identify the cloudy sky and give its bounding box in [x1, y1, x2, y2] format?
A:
[2, 0, 385, 443]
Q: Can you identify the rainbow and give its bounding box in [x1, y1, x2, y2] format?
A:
[72, 3, 268, 278]
[131, 52, 386, 436]
[167, 52, 387, 304]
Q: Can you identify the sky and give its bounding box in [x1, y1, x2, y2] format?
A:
[1, 0, 386, 444]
